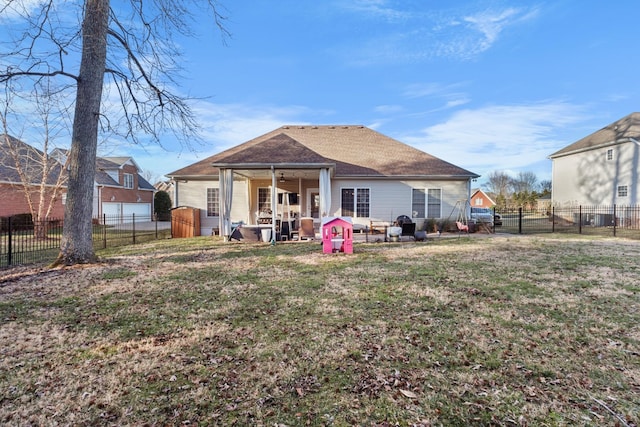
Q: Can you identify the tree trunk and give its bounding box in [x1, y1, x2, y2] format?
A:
[56, 0, 110, 265]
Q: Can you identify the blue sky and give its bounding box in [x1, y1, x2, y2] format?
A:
[5, 1, 640, 186]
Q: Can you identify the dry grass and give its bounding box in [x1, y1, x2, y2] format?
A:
[1, 234, 639, 426]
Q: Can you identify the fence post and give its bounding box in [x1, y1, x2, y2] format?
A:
[518, 207, 523, 234]
[7, 216, 12, 267]
[492, 207, 496, 233]
[579, 205, 582, 234]
[155, 213, 158, 239]
[613, 204, 617, 237]
[103, 214, 107, 249]
[552, 206, 555, 233]
[133, 213, 136, 244]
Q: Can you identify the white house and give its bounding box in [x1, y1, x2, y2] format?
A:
[166, 125, 479, 238]
[549, 113, 640, 206]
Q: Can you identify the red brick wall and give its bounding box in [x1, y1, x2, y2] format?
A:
[0, 183, 66, 218]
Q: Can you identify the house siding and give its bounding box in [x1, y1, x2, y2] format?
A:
[174, 177, 470, 234]
[552, 141, 640, 206]
[175, 179, 249, 235]
[334, 178, 469, 229]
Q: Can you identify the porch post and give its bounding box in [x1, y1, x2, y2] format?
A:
[271, 166, 277, 244]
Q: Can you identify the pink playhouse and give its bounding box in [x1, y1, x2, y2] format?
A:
[321, 217, 353, 254]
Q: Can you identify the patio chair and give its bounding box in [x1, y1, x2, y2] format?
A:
[299, 217, 315, 240]
[400, 222, 416, 240]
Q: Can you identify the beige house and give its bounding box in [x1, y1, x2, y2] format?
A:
[550, 113, 640, 206]
[166, 125, 479, 238]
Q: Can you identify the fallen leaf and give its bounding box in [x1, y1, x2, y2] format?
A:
[400, 389, 418, 399]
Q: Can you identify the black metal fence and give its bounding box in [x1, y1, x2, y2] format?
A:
[0, 214, 172, 269]
[495, 205, 640, 238]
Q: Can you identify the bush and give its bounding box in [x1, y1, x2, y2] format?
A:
[154, 190, 172, 221]
[424, 218, 438, 232]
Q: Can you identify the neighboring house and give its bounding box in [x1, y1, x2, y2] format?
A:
[50, 150, 156, 220]
[470, 188, 496, 208]
[154, 180, 175, 205]
[550, 112, 640, 206]
[537, 194, 551, 212]
[166, 125, 479, 237]
[0, 134, 66, 218]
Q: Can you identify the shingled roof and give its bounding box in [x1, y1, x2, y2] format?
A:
[0, 134, 66, 185]
[550, 112, 640, 158]
[167, 125, 478, 179]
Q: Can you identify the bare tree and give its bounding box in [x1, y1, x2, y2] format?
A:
[511, 171, 538, 194]
[539, 179, 552, 196]
[483, 170, 512, 198]
[1, 0, 228, 265]
[0, 80, 69, 239]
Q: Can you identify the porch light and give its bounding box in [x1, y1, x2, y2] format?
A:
[279, 173, 285, 183]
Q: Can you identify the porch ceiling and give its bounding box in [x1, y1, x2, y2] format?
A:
[231, 168, 323, 180]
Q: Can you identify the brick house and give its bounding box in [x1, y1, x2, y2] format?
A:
[470, 188, 496, 208]
[94, 156, 155, 219]
[0, 137, 155, 221]
[51, 150, 156, 220]
[0, 134, 66, 218]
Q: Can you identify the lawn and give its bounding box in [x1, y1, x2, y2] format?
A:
[0, 235, 638, 426]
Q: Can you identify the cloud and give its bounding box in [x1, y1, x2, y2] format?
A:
[462, 7, 536, 54]
[0, 0, 47, 20]
[402, 101, 587, 179]
[340, 4, 540, 65]
[374, 104, 404, 114]
[401, 81, 471, 114]
[123, 100, 318, 177]
[336, 0, 412, 22]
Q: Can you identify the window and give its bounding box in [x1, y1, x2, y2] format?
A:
[427, 189, 442, 218]
[207, 188, 219, 216]
[123, 173, 134, 189]
[618, 185, 628, 197]
[412, 189, 425, 218]
[258, 187, 271, 211]
[341, 188, 370, 218]
[475, 197, 483, 206]
[606, 148, 614, 161]
[356, 188, 370, 217]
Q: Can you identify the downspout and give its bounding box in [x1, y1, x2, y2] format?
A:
[467, 178, 472, 220]
[173, 180, 179, 207]
[630, 139, 640, 205]
[98, 185, 102, 217]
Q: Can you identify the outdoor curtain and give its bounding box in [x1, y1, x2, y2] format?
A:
[319, 168, 331, 218]
[219, 168, 233, 240]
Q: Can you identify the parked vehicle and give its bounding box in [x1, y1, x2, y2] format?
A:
[470, 207, 501, 226]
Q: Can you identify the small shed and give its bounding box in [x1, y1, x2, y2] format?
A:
[321, 217, 353, 254]
[171, 206, 201, 238]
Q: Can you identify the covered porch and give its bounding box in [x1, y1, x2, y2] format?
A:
[215, 163, 335, 243]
